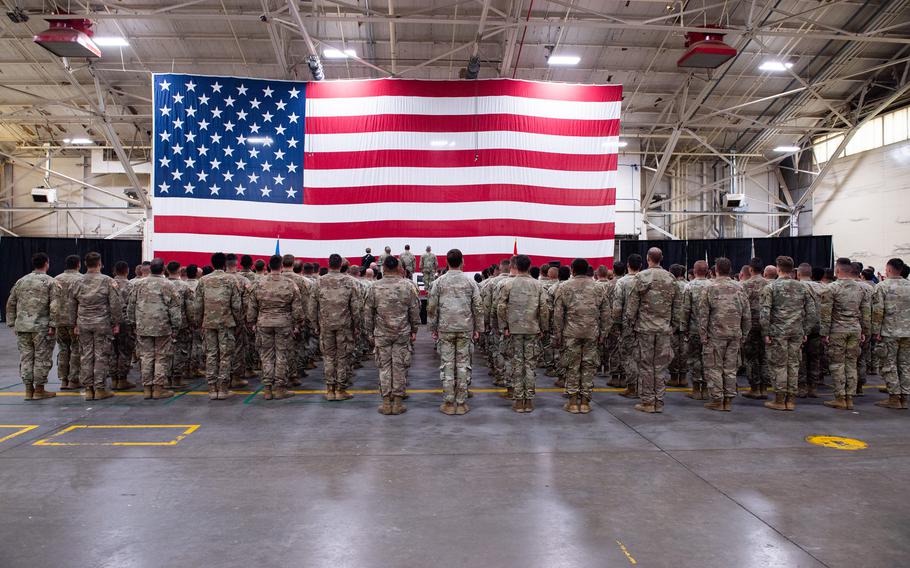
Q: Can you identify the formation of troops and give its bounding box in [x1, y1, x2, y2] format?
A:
[6, 244, 910, 416]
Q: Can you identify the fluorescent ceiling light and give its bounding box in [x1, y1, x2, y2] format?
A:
[774, 145, 801, 152]
[93, 37, 130, 47]
[547, 55, 580, 66]
[324, 48, 356, 59]
[63, 138, 93, 145]
[759, 61, 793, 72]
[246, 137, 273, 145]
[618, 141, 628, 148]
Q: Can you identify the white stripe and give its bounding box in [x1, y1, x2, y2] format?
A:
[154, 233, 615, 260]
[307, 96, 621, 121]
[305, 131, 620, 155]
[154, 197, 615, 224]
[303, 166, 616, 190]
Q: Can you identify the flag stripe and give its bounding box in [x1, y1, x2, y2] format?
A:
[302, 185, 616, 206]
[303, 166, 616, 189]
[155, 216, 616, 241]
[305, 131, 620, 154]
[307, 96, 621, 120]
[305, 115, 620, 137]
[307, 78, 623, 102]
[303, 149, 619, 172]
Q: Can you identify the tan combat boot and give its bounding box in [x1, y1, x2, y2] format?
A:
[216, 388, 231, 400]
[153, 386, 175, 399]
[273, 386, 295, 400]
[578, 397, 592, 414]
[83, 387, 94, 401]
[823, 396, 847, 410]
[59, 380, 77, 391]
[704, 398, 724, 411]
[439, 401, 457, 415]
[901, 395, 909, 409]
[620, 383, 638, 399]
[685, 383, 704, 401]
[875, 394, 903, 409]
[94, 387, 114, 400]
[392, 397, 406, 415]
[262, 387, 274, 400]
[24, 384, 35, 401]
[634, 402, 657, 413]
[722, 397, 733, 411]
[143, 386, 154, 399]
[759, 385, 769, 399]
[230, 377, 249, 389]
[524, 399, 534, 413]
[764, 392, 787, 411]
[379, 396, 393, 415]
[511, 399, 523, 413]
[844, 395, 854, 410]
[797, 385, 808, 398]
[324, 385, 336, 401]
[785, 394, 796, 411]
[335, 387, 353, 401]
[562, 394, 577, 413]
[455, 402, 469, 415]
[208, 386, 219, 400]
[742, 386, 762, 399]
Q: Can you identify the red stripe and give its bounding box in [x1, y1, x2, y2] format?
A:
[155, 216, 616, 241]
[305, 115, 620, 137]
[303, 150, 618, 172]
[154, 251, 614, 273]
[307, 79, 622, 102]
[303, 185, 616, 206]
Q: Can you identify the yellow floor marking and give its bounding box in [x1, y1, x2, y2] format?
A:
[805, 435, 868, 451]
[32, 424, 200, 447]
[616, 540, 637, 564]
[0, 425, 39, 443]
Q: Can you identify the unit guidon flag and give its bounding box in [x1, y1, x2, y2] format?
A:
[151, 74, 620, 270]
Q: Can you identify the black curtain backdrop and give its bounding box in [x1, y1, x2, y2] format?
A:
[1, 237, 141, 321]
[617, 236, 833, 272]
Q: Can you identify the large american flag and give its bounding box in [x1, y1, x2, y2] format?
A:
[151, 74, 620, 270]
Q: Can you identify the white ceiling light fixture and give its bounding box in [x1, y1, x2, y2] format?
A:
[323, 48, 356, 59]
[63, 138, 93, 145]
[547, 54, 581, 66]
[774, 145, 801, 152]
[759, 60, 794, 72]
[93, 36, 130, 47]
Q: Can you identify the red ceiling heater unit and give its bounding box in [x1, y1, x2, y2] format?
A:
[33, 15, 101, 58]
[677, 26, 736, 69]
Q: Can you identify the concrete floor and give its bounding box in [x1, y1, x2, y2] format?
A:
[0, 325, 907, 568]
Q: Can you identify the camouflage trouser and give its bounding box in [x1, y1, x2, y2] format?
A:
[766, 336, 803, 396]
[320, 328, 354, 388]
[563, 336, 599, 399]
[540, 332, 554, 371]
[16, 331, 54, 386]
[490, 332, 509, 384]
[703, 338, 741, 400]
[204, 328, 235, 388]
[438, 332, 472, 404]
[877, 336, 910, 395]
[191, 329, 205, 375]
[257, 326, 293, 387]
[422, 271, 435, 290]
[55, 326, 80, 383]
[637, 332, 672, 405]
[508, 334, 539, 400]
[112, 323, 135, 381]
[603, 326, 622, 377]
[169, 328, 191, 383]
[687, 331, 704, 385]
[137, 335, 172, 387]
[799, 334, 823, 390]
[743, 329, 770, 389]
[79, 329, 113, 389]
[231, 325, 250, 380]
[857, 337, 872, 388]
[669, 331, 687, 376]
[375, 334, 411, 398]
[621, 331, 638, 388]
[828, 333, 861, 397]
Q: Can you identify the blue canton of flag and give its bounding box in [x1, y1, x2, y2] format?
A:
[153, 74, 305, 203]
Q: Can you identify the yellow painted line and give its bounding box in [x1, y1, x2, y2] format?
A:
[805, 435, 868, 451]
[32, 424, 200, 447]
[0, 425, 39, 443]
[616, 540, 637, 565]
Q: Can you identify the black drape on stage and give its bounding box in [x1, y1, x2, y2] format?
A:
[0, 237, 141, 321]
[752, 236, 833, 270]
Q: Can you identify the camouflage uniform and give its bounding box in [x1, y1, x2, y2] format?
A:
[282, 271, 313, 382]
[540, 278, 560, 376]
[69, 272, 122, 390]
[420, 251, 438, 289]
[697, 279, 751, 404]
[668, 278, 688, 386]
[799, 280, 828, 396]
[856, 280, 875, 393]
[54, 269, 83, 387]
[185, 278, 204, 376]
[193, 269, 243, 393]
[364, 273, 420, 401]
[228, 270, 253, 383]
[111, 274, 134, 385]
[6, 271, 59, 388]
[760, 278, 817, 399]
[497, 274, 550, 403]
[742, 275, 771, 394]
[553, 275, 612, 407]
[128, 274, 182, 389]
[612, 274, 638, 393]
[820, 279, 871, 398]
[399, 250, 417, 275]
[625, 267, 680, 409]
[681, 278, 711, 393]
[247, 273, 304, 390]
[427, 268, 484, 407]
[481, 273, 509, 385]
[489, 275, 514, 386]
[872, 277, 910, 400]
[240, 268, 259, 372]
[308, 269, 363, 393]
[167, 276, 195, 387]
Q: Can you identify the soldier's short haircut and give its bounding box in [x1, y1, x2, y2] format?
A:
[693, 260, 709, 276]
[404, 244, 410, 250]
[613, 261, 627, 277]
[349, 265, 361, 276]
[530, 266, 541, 279]
[797, 262, 812, 278]
[627, 254, 643, 271]
[268, 255, 282, 271]
[114, 261, 129, 275]
[515, 254, 531, 272]
[340, 260, 350, 273]
[647, 247, 663, 264]
[571, 258, 589, 276]
[84, 251, 102, 268]
[211, 252, 226, 269]
[328, 253, 343, 269]
[303, 263, 314, 274]
[166, 260, 180, 274]
[240, 254, 253, 269]
[65, 254, 80, 270]
[32, 252, 49, 269]
[861, 268, 875, 281]
[669, 264, 686, 278]
[482, 268, 490, 279]
[134, 264, 143, 276]
[292, 260, 302, 274]
[887, 258, 905, 272]
[225, 253, 237, 265]
[558, 265, 571, 281]
[902, 264, 910, 279]
[187, 264, 199, 278]
[715, 257, 732, 276]
[202, 265, 214, 275]
[547, 266, 559, 278]
[150, 258, 165, 275]
[446, 248, 463, 268]
[749, 257, 764, 274]
[811, 266, 824, 281]
[851, 261, 863, 276]
[383, 255, 399, 270]
[279, 254, 294, 268]
[776, 255, 795, 273]
[499, 258, 511, 270]
[254, 259, 265, 271]
[142, 260, 151, 267]
[596, 264, 610, 279]
[474, 273, 483, 283]
[319, 267, 329, 276]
